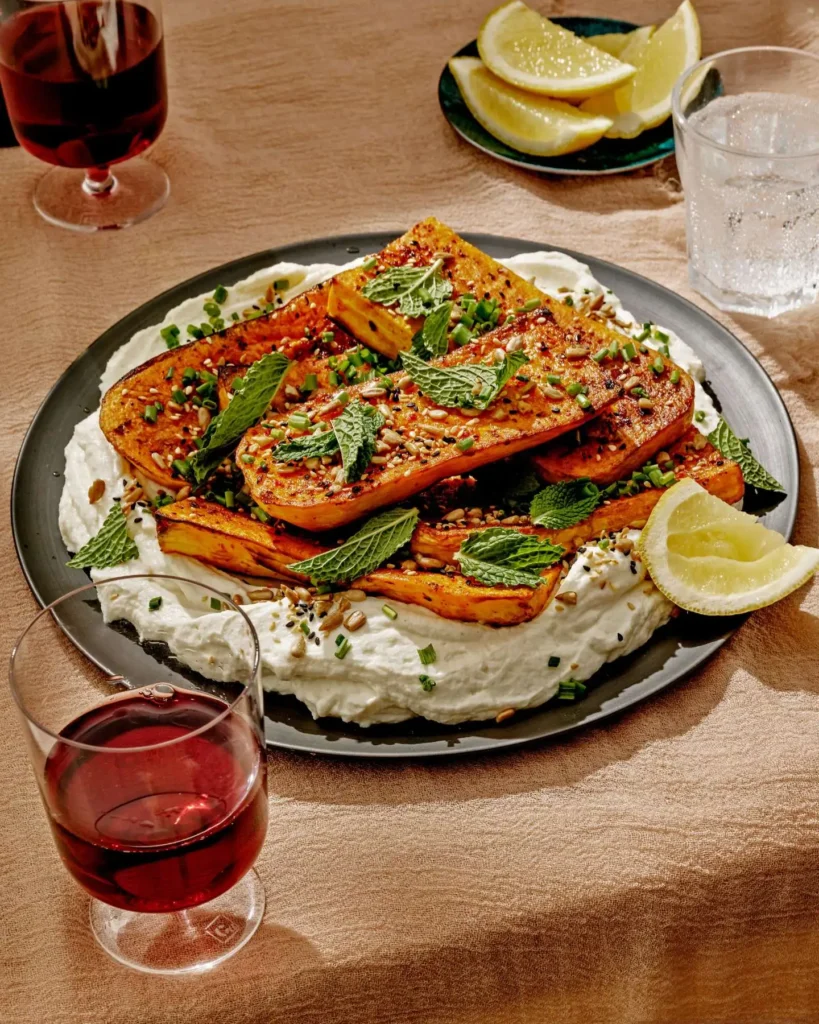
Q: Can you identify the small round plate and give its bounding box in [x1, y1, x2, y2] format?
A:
[12, 232, 798, 758]
[439, 17, 675, 176]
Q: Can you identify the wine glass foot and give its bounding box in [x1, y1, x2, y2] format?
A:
[33, 159, 169, 232]
[89, 868, 265, 975]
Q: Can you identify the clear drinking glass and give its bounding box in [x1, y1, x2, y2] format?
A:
[9, 576, 268, 975]
[0, 0, 169, 231]
[672, 46, 819, 318]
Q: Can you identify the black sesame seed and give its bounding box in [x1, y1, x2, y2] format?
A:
[630, 561, 637, 574]
[133, 517, 143, 524]
[314, 636, 320, 646]
[285, 621, 294, 628]
[617, 632, 623, 642]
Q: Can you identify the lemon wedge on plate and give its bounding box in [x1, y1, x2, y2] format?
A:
[477, 0, 636, 99]
[449, 57, 613, 156]
[581, 0, 701, 138]
[588, 25, 655, 59]
[638, 478, 819, 616]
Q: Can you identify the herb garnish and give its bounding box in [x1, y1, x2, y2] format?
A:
[273, 401, 383, 483]
[418, 644, 437, 666]
[530, 479, 601, 530]
[289, 507, 419, 584]
[66, 504, 139, 570]
[556, 679, 587, 701]
[708, 418, 783, 492]
[190, 352, 290, 484]
[454, 528, 564, 588]
[412, 300, 453, 360]
[419, 675, 437, 692]
[361, 259, 453, 318]
[400, 349, 528, 410]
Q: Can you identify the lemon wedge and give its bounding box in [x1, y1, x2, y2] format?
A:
[580, 0, 701, 138]
[449, 57, 613, 157]
[477, 0, 636, 100]
[638, 478, 819, 616]
[588, 25, 655, 59]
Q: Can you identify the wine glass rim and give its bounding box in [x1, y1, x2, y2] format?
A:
[672, 45, 819, 161]
[9, 573, 263, 754]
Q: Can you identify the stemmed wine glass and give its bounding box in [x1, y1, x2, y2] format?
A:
[0, 0, 169, 231]
[9, 575, 268, 975]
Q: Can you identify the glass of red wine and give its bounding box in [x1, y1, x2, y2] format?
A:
[9, 575, 268, 974]
[0, 1, 169, 231]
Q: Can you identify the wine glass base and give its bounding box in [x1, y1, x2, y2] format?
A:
[89, 868, 265, 975]
[33, 160, 170, 232]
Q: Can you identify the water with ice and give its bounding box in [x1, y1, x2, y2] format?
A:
[680, 92, 819, 317]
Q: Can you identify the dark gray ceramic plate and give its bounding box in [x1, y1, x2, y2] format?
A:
[439, 17, 676, 176]
[12, 231, 798, 758]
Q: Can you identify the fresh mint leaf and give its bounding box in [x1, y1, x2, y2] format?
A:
[361, 260, 453, 318]
[332, 401, 384, 482]
[454, 528, 564, 588]
[708, 417, 784, 492]
[530, 479, 601, 530]
[401, 349, 529, 410]
[190, 351, 290, 484]
[415, 301, 453, 359]
[289, 507, 419, 584]
[500, 468, 542, 510]
[66, 504, 139, 570]
[273, 426, 338, 463]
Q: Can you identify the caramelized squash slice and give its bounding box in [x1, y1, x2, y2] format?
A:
[238, 308, 623, 531]
[99, 280, 356, 489]
[411, 429, 745, 564]
[327, 217, 544, 359]
[154, 498, 561, 625]
[531, 361, 695, 485]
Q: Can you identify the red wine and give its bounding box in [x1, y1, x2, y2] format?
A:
[0, 1, 166, 168]
[44, 686, 267, 913]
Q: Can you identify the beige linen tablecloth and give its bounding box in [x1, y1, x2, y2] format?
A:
[2, 1, 819, 1021]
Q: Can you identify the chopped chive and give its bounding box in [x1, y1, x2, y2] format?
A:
[172, 388, 186, 404]
[419, 674, 436, 692]
[621, 341, 637, 361]
[273, 278, 290, 291]
[210, 597, 222, 611]
[659, 471, 677, 487]
[302, 373, 318, 392]
[268, 427, 285, 440]
[160, 324, 181, 349]
[224, 490, 235, 508]
[670, 369, 681, 384]
[253, 505, 270, 523]
[328, 370, 340, 386]
[546, 373, 562, 385]
[203, 300, 221, 318]
[182, 367, 199, 385]
[566, 382, 584, 396]
[213, 285, 228, 304]
[653, 329, 670, 343]
[335, 637, 352, 660]
[361, 256, 378, 271]
[172, 458, 190, 478]
[336, 390, 350, 406]
[608, 339, 619, 357]
[598, 538, 610, 550]
[631, 386, 647, 398]
[504, 312, 516, 325]
[148, 596, 162, 611]
[288, 413, 312, 432]
[635, 327, 651, 343]
[548, 655, 561, 668]
[563, 295, 574, 307]
[456, 437, 474, 452]
[418, 644, 437, 666]
[299, 620, 310, 635]
[335, 633, 345, 647]
[451, 323, 472, 347]
[231, 311, 240, 322]
[557, 679, 587, 702]
[165, 366, 174, 380]
[321, 330, 335, 344]
[143, 405, 158, 424]
[695, 410, 706, 423]
[592, 346, 609, 363]
[652, 355, 665, 374]
[576, 393, 592, 410]
[186, 324, 204, 339]
[241, 454, 255, 465]
[382, 604, 398, 621]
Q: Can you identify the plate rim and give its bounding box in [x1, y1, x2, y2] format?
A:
[438, 16, 676, 177]
[11, 229, 799, 759]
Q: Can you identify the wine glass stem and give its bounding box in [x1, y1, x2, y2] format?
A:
[82, 167, 115, 197]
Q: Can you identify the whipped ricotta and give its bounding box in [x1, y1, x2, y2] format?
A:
[59, 249, 716, 727]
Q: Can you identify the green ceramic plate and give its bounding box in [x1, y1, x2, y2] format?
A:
[439, 16, 675, 176]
